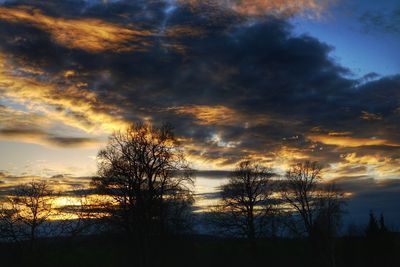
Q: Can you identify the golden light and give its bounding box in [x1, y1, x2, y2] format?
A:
[308, 134, 400, 148]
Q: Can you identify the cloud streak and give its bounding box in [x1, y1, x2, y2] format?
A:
[308, 135, 400, 148]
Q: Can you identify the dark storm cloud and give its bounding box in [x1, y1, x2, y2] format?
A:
[0, 0, 399, 171]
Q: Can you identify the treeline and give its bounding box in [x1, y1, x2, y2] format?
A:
[0, 122, 398, 267]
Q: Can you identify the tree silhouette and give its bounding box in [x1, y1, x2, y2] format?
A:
[211, 160, 275, 241]
[282, 161, 321, 236]
[365, 211, 380, 237]
[364, 212, 396, 267]
[92, 122, 194, 238]
[0, 181, 55, 249]
[282, 161, 344, 267]
[379, 213, 388, 233]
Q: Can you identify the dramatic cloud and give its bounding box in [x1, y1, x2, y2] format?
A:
[0, 0, 399, 221]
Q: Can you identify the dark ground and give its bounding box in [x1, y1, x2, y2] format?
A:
[1, 233, 399, 267]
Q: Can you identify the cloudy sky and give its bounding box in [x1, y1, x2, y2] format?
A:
[0, 0, 399, 223]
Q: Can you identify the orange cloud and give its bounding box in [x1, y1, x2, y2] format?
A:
[0, 6, 152, 53]
[308, 134, 400, 147]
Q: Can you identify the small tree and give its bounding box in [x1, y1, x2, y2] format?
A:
[0, 181, 55, 249]
[212, 161, 275, 241]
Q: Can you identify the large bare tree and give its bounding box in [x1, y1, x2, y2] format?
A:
[212, 161, 275, 241]
[92, 122, 194, 237]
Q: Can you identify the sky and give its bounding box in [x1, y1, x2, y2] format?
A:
[0, 0, 399, 224]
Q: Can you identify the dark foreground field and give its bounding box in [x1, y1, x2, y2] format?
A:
[1, 234, 399, 267]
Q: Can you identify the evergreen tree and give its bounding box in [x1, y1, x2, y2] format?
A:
[365, 211, 379, 237]
[379, 213, 388, 233]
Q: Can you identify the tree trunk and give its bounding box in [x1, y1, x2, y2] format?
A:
[30, 224, 36, 251]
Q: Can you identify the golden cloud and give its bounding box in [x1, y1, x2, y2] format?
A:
[344, 153, 400, 176]
[0, 99, 102, 148]
[170, 105, 268, 126]
[172, 105, 240, 125]
[0, 6, 153, 53]
[325, 153, 400, 180]
[0, 105, 50, 128]
[178, 0, 334, 18]
[308, 134, 400, 147]
[228, 0, 331, 17]
[343, 153, 389, 165]
[328, 131, 352, 136]
[0, 53, 129, 139]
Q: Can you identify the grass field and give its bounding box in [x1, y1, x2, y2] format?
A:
[1, 233, 399, 267]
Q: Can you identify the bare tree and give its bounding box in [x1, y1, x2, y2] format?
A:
[212, 161, 275, 241]
[281, 161, 344, 267]
[0, 181, 55, 249]
[0, 203, 20, 244]
[282, 161, 322, 236]
[92, 122, 194, 238]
